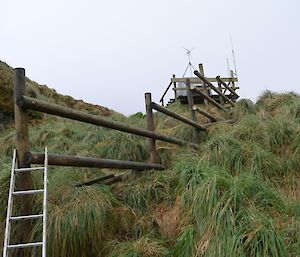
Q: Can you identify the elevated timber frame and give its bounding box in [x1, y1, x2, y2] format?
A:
[159, 63, 239, 107]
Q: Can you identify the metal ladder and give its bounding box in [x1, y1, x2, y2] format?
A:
[2, 148, 48, 257]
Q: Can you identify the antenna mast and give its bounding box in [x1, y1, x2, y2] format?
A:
[230, 33, 238, 77]
[226, 58, 230, 77]
[182, 47, 196, 77]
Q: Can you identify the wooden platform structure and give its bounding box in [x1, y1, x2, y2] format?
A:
[160, 64, 239, 107]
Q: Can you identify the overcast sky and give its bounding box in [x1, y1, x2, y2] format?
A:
[1, 0, 299, 115]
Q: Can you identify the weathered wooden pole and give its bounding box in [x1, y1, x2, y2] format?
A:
[27, 152, 164, 170]
[218, 81, 225, 105]
[21, 95, 196, 147]
[192, 105, 219, 122]
[216, 76, 239, 99]
[190, 85, 227, 112]
[230, 70, 235, 88]
[14, 68, 33, 257]
[151, 102, 206, 131]
[194, 70, 235, 107]
[186, 79, 200, 142]
[159, 80, 173, 106]
[145, 93, 157, 164]
[173, 74, 177, 101]
[198, 63, 204, 76]
[198, 64, 209, 106]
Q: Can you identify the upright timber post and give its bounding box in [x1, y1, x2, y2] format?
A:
[186, 79, 200, 143]
[14, 68, 34, 257]
[198, 63, 205, 76]
[217, 81, 225, 105]
[172, 74, 177, 102]
[230, 70, 235, 88]
[145, 93, 157, 163]
[199, 64, 209, 106]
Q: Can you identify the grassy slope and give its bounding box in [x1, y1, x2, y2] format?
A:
[0, 63, 300, 256]
[0, 61, 113, 121]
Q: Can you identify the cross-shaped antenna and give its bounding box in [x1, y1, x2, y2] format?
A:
[182, 47, 196, 77]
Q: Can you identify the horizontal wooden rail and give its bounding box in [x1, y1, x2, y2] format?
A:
[173, 86, 240, 91]
[19, 96, 197, 148]
[192, 105, 218, 122]
[216, 76, 239, 98]
[76, 172, 128, 186]
[194, 71, 235, 107]
[203, 119, 237, 128]
[25, 152, 164, 170]
[151, 102, 206, 131]
[190, 85, 227, 111]
[101, 173, 124, 185]
[171, 77, 238, 83]
[75, 174, 115, 186]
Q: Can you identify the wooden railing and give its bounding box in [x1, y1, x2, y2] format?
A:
[14, 68, 201, 173]
[12, 67, 239, 247]
[145, 90, 206, 163]
[14, 67, 206, 244]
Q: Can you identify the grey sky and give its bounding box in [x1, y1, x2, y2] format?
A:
[1, 0, 299, 115]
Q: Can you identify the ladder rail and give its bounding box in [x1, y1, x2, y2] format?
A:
[7, 242, 43, 249]
[2, 147, 49, 257]
[13, 189, 44, 195]
[15, 167, 44, 172]
[10, 214, 43, 221]
[3, 150, 17, 257]
[42, 148, 48, 257]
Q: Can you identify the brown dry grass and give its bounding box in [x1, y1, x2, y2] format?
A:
[276, 175, 300, 201]
[153, 199, 181, 238]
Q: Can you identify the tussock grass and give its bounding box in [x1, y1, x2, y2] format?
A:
[34, 186, 119, 257]
[98, 131, 148, 162]
[240, 208, 288, 257]
[0, 128, 14, 155]
[173, 154, 289, 256]
[231, 99, 256, 120]
[1, 87, 300, 256]
[257, 91, 299, 115]
[121, 172, 169, 213]
[231, 115, 268, 144]
[266, 116, 296, 154]
[106, 235, 170, 257]
[153, 200, 181, 238]
[173, 226, 196, 257]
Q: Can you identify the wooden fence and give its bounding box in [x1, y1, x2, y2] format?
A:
[12, 66, 239, 247]
[14, 68, 212, 182]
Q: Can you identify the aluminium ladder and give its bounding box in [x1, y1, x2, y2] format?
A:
[2, 148, 48, 257]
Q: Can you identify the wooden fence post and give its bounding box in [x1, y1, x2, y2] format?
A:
[230, 69, 235, 88]
[198, 64, 209, 106]
[145, 93, 157, 163]
[218, 81, 225, 106]
[186, 79, 200, 143]
[172, 74, 177, 102]
[14, 68, 34, 257]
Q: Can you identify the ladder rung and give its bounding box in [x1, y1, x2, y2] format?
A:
[7, 242, 43, 249]
[10, 214, 43, 221]
[15, 167, 44, 172]
[13, 189, 44, 195]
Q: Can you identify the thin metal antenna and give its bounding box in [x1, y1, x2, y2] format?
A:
[226, 58, 230, 77]
[230, 33, 238, 77]
[182, 47, 196, 77]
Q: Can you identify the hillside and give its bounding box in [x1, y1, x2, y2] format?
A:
[0, 65, 300, 256]
[0, 61, 113, 130]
